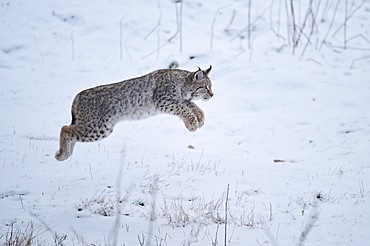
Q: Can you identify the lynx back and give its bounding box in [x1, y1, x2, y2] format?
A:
[55, 66, 213, 161]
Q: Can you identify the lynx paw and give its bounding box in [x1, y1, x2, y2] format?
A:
[191, 106, 205, 128]
[55, 149, 71, 161]
[196, 114, 205, 128]
[185, 123, 198, 132]
[183, 115, 199, 132]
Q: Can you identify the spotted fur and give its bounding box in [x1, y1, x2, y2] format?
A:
[55, 66, 213, 161]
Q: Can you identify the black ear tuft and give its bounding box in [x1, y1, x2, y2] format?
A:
[205, 65, 212, 75]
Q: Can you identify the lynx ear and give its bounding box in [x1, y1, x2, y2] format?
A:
[194, 68, 204, 81]
[204, 65, 212, 75]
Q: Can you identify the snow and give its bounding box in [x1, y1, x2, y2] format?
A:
[1, 0, 370, 245]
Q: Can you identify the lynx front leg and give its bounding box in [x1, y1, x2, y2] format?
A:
[157, 100, 199, 132]
[186, 102, 205, 128]
[180, 109, 199, 132]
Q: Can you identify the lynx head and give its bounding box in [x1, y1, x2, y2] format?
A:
[187, 65, 213, 101]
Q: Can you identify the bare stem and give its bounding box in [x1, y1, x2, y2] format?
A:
[319, 0, 340, 50]
[70, 31, 75, 61]
[290, 0, 297, 54]
[119, 16, 124, 61]
[350, 55, 370, 69]
[210, 5, 231, 51]
[224, 184, 230, 246]
[179, 0, 183, 52]
[344, 0, 348, 49]
[297, 199, 321, 246]
[247, 0, 252, 50]
[331, 0, 365, 39]
[284, 0, 291, 46]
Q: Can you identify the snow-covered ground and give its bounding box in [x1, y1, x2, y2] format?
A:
[1, 0, 369, 245]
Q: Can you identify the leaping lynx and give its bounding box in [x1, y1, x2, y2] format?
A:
[55, 66, 213, 161]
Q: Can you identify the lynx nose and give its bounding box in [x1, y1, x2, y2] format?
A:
[206, 86, 214, 97]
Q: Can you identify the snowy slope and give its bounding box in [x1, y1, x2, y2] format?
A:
[1, 0, 370, 245]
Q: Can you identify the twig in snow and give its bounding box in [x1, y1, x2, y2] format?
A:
[33, 35, 45, 63]
[29, 212, 67, 246]
[224, 9, 237, 33]
[289, 0, 297, 54]
[347, 34, 370, 45]
[212, 224, 220, 246]
[277, 0, 283, 39]
[70, 31, 75, 61]
[224, 184, 230, 246]
[178, 0, 183, 52]
[320, 0, 331, 23]
[141, 42, 171, 59]
[108, 145, 127, 246]
[247, 0, 252, 50]
[124, 39, 132, 62]
[275, 223, 280, 242]
[296, 198, 321, 246]
[319, 0, 340, 51]
[119, 16, 124, 61]
[88, 163, 93, 180]
[301, 1, 320, 57]
[331, 0, 365, 39]
[167, 0, 183, 52]
[260, 218, 279, 246]
[142, 0, 185, 59]
[269, 2, 286, 41]
[269, 203, 273, 221]
[325, 43, 370, 51]
[138, 233, 146, 246]
[143, 0, 162, 58]
[210, 5, 231, 51]
[344, 0, 348, 49]
[145, 175, 159, 246]
[19, 195, 25, 211]
[283, 0, 292, 46]
[350, 55, 370, 69]
[295, 0, 313, 48]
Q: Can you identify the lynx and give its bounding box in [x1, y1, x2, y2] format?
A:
[55, 66, 213, 161]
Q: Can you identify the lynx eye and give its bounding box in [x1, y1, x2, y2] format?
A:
[194, 87, 206, 93]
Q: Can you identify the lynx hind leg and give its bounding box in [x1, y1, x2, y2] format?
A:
[55, 122, 114, 161]
[55, 125, 78, 161]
